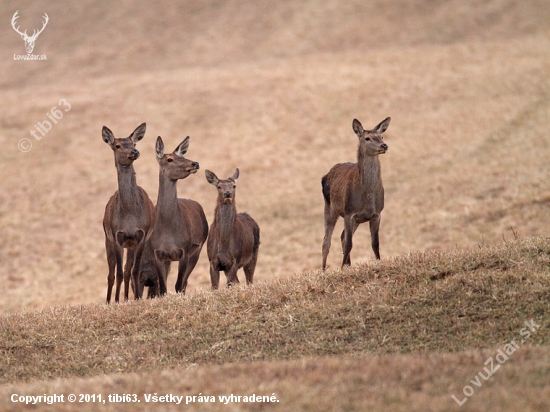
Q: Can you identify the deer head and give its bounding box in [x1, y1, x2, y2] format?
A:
[102, 123, 146, 168]
[353, 117, 390, 157]
[12, 11, 49, 54]
[205, 169, 240, 204]
[156, 136, 200, 181]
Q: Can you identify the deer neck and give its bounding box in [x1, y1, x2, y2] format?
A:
[116, 163, 142, 211]
[214, 202, 236, 242]
[357, 151, 381, 193]
[155, 175, 180, 224]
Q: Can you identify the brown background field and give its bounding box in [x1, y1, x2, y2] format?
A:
[1, 0, 549, 313]
[1, 1, 550, 410]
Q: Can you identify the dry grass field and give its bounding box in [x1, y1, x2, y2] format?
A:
[1, 237, 550, 411]
[1, 0, 550, 410]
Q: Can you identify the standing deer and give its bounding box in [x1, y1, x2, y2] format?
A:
[102, 123, 154, 303]
[205, 168, 260, 289]
[321, 117, 390, 269]
[147, 136, 208, 296]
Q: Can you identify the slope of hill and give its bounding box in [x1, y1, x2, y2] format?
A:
[0, 237, 549, 410]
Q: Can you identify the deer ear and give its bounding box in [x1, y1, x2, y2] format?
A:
[205, 170, 218, 186]
[231, 168, 240, 182]
[373, 117, 391, 134]
[155, 136, 164, 161]
[352, 119, 364, 138]
[102, 126, 115, 145]
[175, 136, 190, 156]
[130, 123, 146, 143]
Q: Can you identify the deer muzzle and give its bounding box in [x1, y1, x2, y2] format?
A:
[223, 192, 233, 203]
[129, 149, 140, 160]
[187, 162, 200, 174]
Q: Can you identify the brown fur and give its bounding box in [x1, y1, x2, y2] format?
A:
[146, 136, 208, 296]
[102, 123, 154, 303]
[205, 168, 260, 289]
[134, 229, 171, 299]
[321, 117, 390, 269]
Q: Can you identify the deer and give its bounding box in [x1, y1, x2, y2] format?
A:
[102, 123, 154, 303]
[205, 168, 260, 289]
[134, 237, 162, 299]
[11, 11, 49, 54]
[134, 220, 173, 300]
[146, 136, 208, 296]
[321, 117, 390, 270]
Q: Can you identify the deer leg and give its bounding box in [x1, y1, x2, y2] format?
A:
[130, 243, 146, 300]
[133, 249, 147, 300]
[135, 277, 144, 301]
[176, 247, 201, 294]
[225, 265, 240, 288]
[158, 264, 168, 296]
[105, 239, 117, 304]
[341, 219, 359, 266]
[175, 258, 189, 294]
[147, 282, 158, 299]
[341, 216, 359, 267]
[114, 244, 124, 303]
[322, 204, 339, 270]
[123, 247, 134, 301]
[137, 268, 157, 300]
[130, 231, 146, 300]
[243, 254, 258, 285]
[186, 249, 201, 278]
[154, 253, 168, 296]
[369, 215, 381, 260]
[210, 262, 221, 290]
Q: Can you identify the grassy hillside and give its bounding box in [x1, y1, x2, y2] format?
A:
[1, 236, 549, 410]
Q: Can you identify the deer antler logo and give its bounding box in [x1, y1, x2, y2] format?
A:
[11, 11, 49, 54]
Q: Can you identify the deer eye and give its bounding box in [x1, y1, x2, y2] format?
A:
[167, 158, 173, 163]
[233, 185, 236, 189]
[365, 137, 371, 141]
[115, 144, 121, 149]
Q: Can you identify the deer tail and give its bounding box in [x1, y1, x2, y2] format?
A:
[321, 174, 331, 205]
[252, 223, 260, 255]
